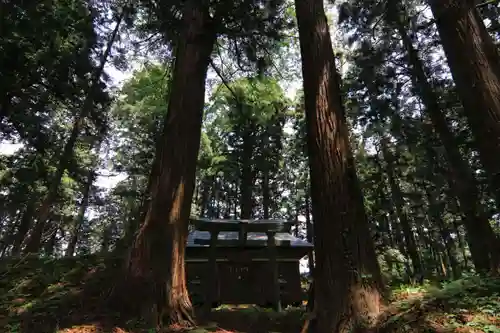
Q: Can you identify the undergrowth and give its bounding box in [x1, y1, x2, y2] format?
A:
[379, 275, 500, 333]
[0, 256, 498, 333]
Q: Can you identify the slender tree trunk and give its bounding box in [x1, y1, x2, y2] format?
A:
[199, 177, 212, 217]
[115, 1, 215, 328]
[373, 155, 395, 248]
[262, 127, 274, 219]
[429, 0, 500, 206]
[295, 0, 385, 331]
[101, 226, 112, 254]
[452, 218, 470, 270]
[66, 169, 95, 257]
[0, 93, 11, 123]
[123, 176, 140, 248]
[389, 6, 499, 273]
[427, 192, 461, 278]
[240, 130, 254, 219]
[22, 10, 125, 254]
[305, 188, 315, 273]
[380, 137, 422, 277]
[262, 166, 271, 219]
[389, 208, 413, 280]
[213, 178, 221, 218]
[0, 213, 21, 256]
[233, 183, 238, 218]
[12, 201, 35, 256]
[43, 224, 58, 256]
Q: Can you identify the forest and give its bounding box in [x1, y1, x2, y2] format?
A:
[0, 0, 499, 332]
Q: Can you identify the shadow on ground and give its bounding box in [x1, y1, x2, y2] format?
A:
[0, 256, 307, 333]
[0, 255, 131, 333]
[200, 306, 305, 333]
[1, 256, 499, 333]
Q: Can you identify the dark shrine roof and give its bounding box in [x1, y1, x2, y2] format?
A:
[186, 230, 313, 248]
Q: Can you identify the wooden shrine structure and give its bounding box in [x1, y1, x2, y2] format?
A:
[186, 218, 313, 311]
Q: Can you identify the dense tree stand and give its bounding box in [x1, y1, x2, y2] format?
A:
[428, 0, 500, 216]
[295, 0, 385, 331]
[109, 0, 216, 328]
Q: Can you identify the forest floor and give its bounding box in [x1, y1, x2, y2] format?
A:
[0, 255, 499, 333]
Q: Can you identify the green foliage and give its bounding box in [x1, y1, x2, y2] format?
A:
[111, 63, 170, 177]
[0, 255, 116, 329]
[194, 76, 292, 219]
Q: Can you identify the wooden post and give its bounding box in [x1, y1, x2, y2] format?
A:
[267, 231, 281, 312]
[206, 229, 219, 314]
[238, 223, 247, 246]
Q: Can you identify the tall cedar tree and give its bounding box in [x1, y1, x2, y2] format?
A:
[116, 0, 215, 328]
[429, 0, 500, 218]
[294, 0, 385, 331]
[386, 0, 499, 274]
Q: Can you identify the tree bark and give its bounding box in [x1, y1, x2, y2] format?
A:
[295, 0, 385, 331]
[429, 0, 500, 206]
[116, 1, 215, 328]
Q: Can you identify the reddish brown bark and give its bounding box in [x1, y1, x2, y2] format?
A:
[429, 0, 500, 207]
[295, 0, 385, 331]
[116, 1, 215, 328]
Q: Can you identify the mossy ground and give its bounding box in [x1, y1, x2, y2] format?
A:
[0, 256, 498, 333]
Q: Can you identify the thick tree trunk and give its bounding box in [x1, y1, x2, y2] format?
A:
[429, 0, 500, 206]
[295, 0, 385, 331]
[390, 7, 499, 273]
[22, 10, 124, 254]
[116, 1, 215, 328]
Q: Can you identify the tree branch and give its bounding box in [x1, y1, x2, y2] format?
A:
[209, 58, 239, 102]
